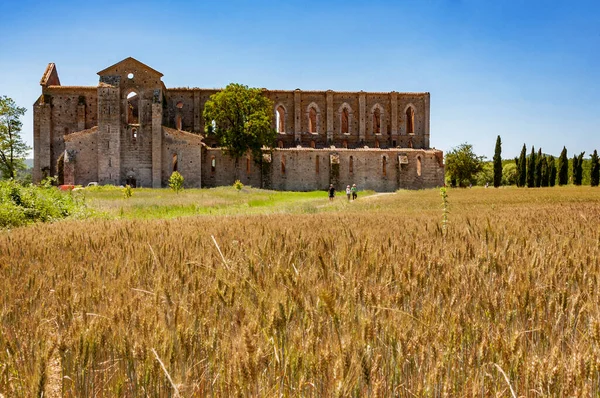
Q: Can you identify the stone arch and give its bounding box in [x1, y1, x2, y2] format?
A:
[417, 155, 422, 176]
[403, 103, 416, 135]
[370, 103, 385, 136]
[338, 103, 353, 136]
[306, 102, 321, 134]
[274, 103, 287, 134]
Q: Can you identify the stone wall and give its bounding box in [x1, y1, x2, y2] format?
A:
[63, 127, 99, 186]
[161, 127, 203, 188]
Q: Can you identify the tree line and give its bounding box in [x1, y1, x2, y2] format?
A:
[446, 136, 600, 187]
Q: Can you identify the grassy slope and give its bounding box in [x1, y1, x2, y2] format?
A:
[1, 186, 600, 396]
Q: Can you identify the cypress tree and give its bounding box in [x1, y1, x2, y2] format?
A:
[558, 147, 568, 185]
[518, 144, 527, 187]
[548, 155, 557, 187]
[527, 146, 536, 188]
[572, 154, 579, 186]
[575, 152, 585, 185]
[493, 135, 502, 187]
[591, 150, 599, 187]
[541, 155, 549, 187]
[535, 148, 543, 187]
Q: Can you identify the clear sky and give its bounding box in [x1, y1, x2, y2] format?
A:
[1, 0, 598, 159]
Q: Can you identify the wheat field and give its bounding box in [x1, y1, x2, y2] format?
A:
[1, 186, 600, 396]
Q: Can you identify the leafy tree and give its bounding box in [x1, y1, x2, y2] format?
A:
[591, 150, 599, 187]
[527, 146, 536, 188]
[573, 152, 585, 185]
[548, 156, 557, 187]
[535, 148, 543, 187]
[475, 163, 493, 186]
[540, 155, 549, 187]
[203, 83, 276, 172]
[169, 171, 184, 193]
[518, 144, 527, 187]
[493, 135, 502, 187]
[502, 163, 518, 186]
[0, 96, 29, 179]
[444, 143, 485, 187]
[557, 147, 568, 185]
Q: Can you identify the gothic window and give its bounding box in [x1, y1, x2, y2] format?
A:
[342, 108, 349, 134]
[406, 106, 415, 135]
[246, 156, 251, 174]
[127, 92, 139, 125]
[417, 156, 422, 176]
[176, 114, 182, 130]
[172, 154, 178, 172]
[211, 156, 216, 173]
[373, 107, 381, 135]
[382, 156, 387, 176]
[276, 106, 285, 133]
[349, 156, 354, 173]
[281, 155, 286, 174]
[309, 107, 317, 133]
[131, 128, 138, 144]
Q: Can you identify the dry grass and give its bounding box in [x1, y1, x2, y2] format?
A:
[1, 186, 600, 396]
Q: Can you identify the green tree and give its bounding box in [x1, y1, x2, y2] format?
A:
[0, 96, 30, 179]
[169, 171, 184, 193]
[548, 155, 557, 187]
[493, 135, 502, 187]
[535, 148, 542, 187]
[591, 150, 599, 187]
[203, 83, 276, 175]
[444, 143, 485, 187]
[518, 144, 527, 187]
[540, 155, 549, 187]
[527, 146, 536, 188]
[572, 154, 578, 186]
[502, 163, 518, 186]
[573, 152, 585, 185]
[558, 147, 568, 185]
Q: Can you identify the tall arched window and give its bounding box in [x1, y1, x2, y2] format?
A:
[373, 108, 381, 135]
[131, 128, 138, 144]
[127, 92, 139, 125]
[246, 156, 251, 174]
[211, 156, 216, 173]
[349, 156, 354, 174]
[281, 155, 286, 174]
[276, 106, 285, 133]
[342, 108, 349, 134]
[316, 155, 319, 174]
[417, 156, 422, 176]
[406, 106, 415, 135]
[176, 114, 182, 130]
[309, 107, 317, 133]
[382, 156, 387, 176]
[172, 153, 178, 172]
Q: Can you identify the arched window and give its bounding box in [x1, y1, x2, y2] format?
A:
[309, 107, 317, 133]
[276, 106, 285, 133]
[349, 156, 354, 174]
[211, 156, 216, 173]
[278, 140, 284, 148]
[246, 156, 251, 174]
[342, 108, 349, 134]
[375, 140, 379, 148]
[131, 128, 137, 144]
[417, 156, 422, 176]
[382, 156, 387, 176]
[343, 140, 348, 149]
[406, 106, 415, 135]
[127, 92, 139, 124]
[315, 155, 319, 174]
[310, 140, 316, 148]
[281, 155, 286, 174]
[172, 153, 178, 172]
[373, 108, 381, 135]
[176, 114, 182, 130]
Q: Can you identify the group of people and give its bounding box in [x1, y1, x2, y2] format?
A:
[328, 184, 358, 201]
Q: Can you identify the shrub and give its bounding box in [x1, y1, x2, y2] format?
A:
[233, 179, 244, 191]
[123, 184, 133, 199]
[169, 171, 184, 194]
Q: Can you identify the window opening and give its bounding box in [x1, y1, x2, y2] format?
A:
[127, 73, 134, 79]
[311, 140, 316, 148]
[342, 108, 349, 134]
[349, 156, 354, 173]
[176, 114, 182, 130]
[406, 106, 415, 134]
[316, 156, 319, 174]
[132, 128, 138, 144]
[246, 157, 251, 174]
[309, 107, 317, 133]
[375, 140, 380, 148]
[278, 140, 284, 148]
[127, 92, 139, 124]
[276, 106, 285, 133]
[392, 140, 397, 147]
[343, 140, 348, 149]
[281, 155, 286, 174]
[211, 156, 216, 172]
[382, 156, 387, 176]
[172, 154, 178, 172]
[373, 108, 381, 135]
[417, 156, 422, 176]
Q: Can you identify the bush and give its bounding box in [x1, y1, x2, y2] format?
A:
[169, 171, 184, 194]
[233, 179, 244, 191]
[502, 163, 518, 186]
[0, 180, 86, 228]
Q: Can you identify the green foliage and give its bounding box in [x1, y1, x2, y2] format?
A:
[0, 96, 30, 179]
[535, 148, 542, 187]
[493, 135, 502, 187]
[233, 179, 244, 191]
[123, 184, 133, 199]
[517, 144, 527, 187]
[558, 147, 568, 185]
[540, 155, 549, 187]
[0, 180, 86, 228]
[475, 163, 493, 186]
[548, 156, 557, 187]
[168, 171, 184, 194]
[444, 143, 485, 187]
[501, 163, 518, 186]
[572, 152, 585, 185]
[527, 146, 536, 188]
[203, 83, 276, 164]
[591, 150, 599, 187]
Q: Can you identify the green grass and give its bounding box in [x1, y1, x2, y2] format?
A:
[82, 185, 376, 219]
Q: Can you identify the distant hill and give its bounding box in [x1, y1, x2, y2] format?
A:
[25, 158, 33, 168]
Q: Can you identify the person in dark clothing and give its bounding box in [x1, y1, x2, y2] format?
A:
[328, 184, 335, 201]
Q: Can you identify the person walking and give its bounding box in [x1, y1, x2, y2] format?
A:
[346, 185, 351, 201]
[328, 184, 335, 201]
[351, 184, 357, 200]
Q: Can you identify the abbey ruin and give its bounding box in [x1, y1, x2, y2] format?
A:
[33, 57, 444, 191]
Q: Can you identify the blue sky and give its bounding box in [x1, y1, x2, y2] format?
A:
[1, 0, 598, 159]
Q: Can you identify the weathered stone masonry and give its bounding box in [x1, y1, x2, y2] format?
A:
[34, 57, 444, 191]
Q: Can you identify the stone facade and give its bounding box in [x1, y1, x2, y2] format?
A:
[34, 57, 444, 191]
